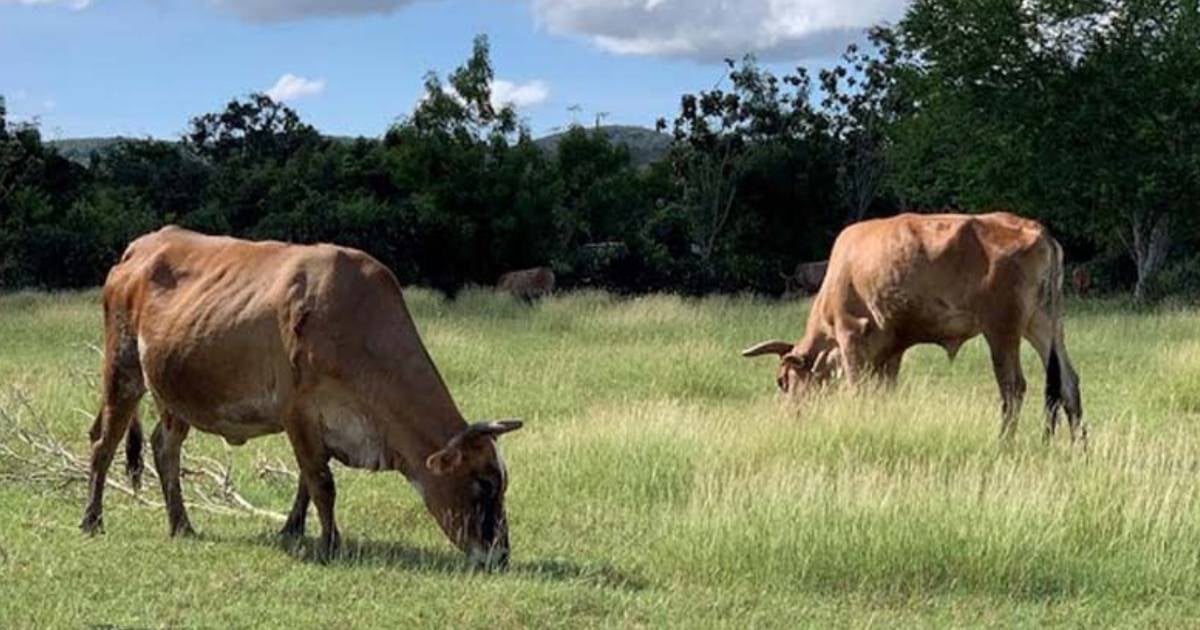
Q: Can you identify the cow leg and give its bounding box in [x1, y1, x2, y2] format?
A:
[150, 411, 194, 537]
[880, 349, 906, 388]
[81, 335, 145, 535]
[985, 332, 1026, 442]
[283, 415, 339, 558]
[1024, 314, 1061, 443]
[834, 317, 873, 387]
[279, 476, 310, 538]
[302, 457, 338, 558]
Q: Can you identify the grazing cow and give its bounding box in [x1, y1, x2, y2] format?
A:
[81, 226, 523, 565]
[1072, 266, 1091, 297]
[743, 213, 1084, 445]
[497, 267, 555, 302]
[782, 260, 829, 296]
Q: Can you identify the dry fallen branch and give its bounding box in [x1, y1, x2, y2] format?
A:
[256, 455, 299, 484]
[0, 385, 286, 523]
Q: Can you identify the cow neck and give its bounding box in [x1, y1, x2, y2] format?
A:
[371, 368, 469, 480]
[798, 292, 832, 353]
[365, 298, 472, 481]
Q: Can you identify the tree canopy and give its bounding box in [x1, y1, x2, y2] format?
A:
[1, 12, 1197, 300]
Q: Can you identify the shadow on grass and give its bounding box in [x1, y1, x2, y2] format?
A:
[226, 531, 647, 591]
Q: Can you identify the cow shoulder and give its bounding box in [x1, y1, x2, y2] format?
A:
[289, 244, 411, 361]
[973, 213, 1050, 264]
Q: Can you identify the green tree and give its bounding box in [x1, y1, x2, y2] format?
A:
[550, 125, 645, 277]
[384, 34, 558, 294]
[90, 139, 210, 223]
[886, 0, 1200, 300]
[0, 106, 91, 288]
[660, 57, 849, 292]
[184, 93, 322, 164]
[818, 31, 907, 223]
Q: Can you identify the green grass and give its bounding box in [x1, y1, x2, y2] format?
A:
[3, 289, 1200, 628]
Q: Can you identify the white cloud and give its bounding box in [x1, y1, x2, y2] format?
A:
[530, 0, 910, 61]
[491, 79, 549, 109]
[208, 0, 419, 22]
[1, 0, 91, 8]
[265, 73, 326, 102]
[419, 78, 550, 112]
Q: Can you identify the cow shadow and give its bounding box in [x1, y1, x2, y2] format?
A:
[229, 532, 647, 591]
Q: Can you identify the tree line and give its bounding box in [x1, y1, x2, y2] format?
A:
[1, 0, 1197, 300]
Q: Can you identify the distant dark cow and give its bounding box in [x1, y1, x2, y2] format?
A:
[497, 267, 555, 301]
[744, 212, 1085, 446]
[1072, 266, 1091, 297]
[82, 226, 523, 565]
[782, 261, 828, 297]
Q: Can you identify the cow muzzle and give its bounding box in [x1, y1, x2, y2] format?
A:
[467, 540, 510, 571]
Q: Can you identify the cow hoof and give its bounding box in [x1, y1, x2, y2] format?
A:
[126, 467, 144, 493]
[314, 531, 341, 562]
[169, 523, 197, 538]
[278, 522, 306, 539]
[80, 516, 104, 535]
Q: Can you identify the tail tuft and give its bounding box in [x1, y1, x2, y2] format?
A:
[1045, 343, 1063, 416]
[125, 414, 144, 492]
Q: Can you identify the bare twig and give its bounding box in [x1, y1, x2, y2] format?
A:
[0, 385, 285, 522]
[256, 456, 298, 483]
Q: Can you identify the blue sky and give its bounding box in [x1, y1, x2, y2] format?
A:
[0, 0, 908, 140]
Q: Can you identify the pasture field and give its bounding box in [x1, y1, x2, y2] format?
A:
[4, 289, 1200, 628]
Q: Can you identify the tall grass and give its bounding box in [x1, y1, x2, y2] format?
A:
[2, 289, 1200, 627]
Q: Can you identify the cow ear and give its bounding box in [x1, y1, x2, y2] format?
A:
[427, 420, 523, 476]
[426, 445, 464, 476]
[782, 354, 811, 369]
[742, 341, 794, 358]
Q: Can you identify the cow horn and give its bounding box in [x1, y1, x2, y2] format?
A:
[741, 341, 794, 358]
[465, 419, 524, 438]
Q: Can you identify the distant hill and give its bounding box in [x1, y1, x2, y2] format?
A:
[46, 135, 365, 164]
[48, 126, 673, 167]
[534, 125, 672, 168]
[46, 137, 134, 163]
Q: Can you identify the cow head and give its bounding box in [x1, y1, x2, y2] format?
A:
[423, 420, 523, 569]
[742, 340, 841, 397]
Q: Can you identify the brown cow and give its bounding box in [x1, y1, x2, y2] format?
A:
[81, 226, 523, 565]
[743, 213, 1084, 445]
[782, 260, 829, 296]
[1072, 266, 1091, 297]
[497, 267, 555, 302]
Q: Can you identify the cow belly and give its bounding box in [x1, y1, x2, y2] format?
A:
[136, 319, 292, 445]
[905, 299, 981, 339]
[888, 301, 981, 355]
[160, 395, 286, 446]
[140, 361, 290, 445]
[203, 398, 286, 445]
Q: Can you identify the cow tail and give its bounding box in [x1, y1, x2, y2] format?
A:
[125, 410, 144, 491]
[1045, 344, 1064, 419]
[1041, 237, 1066, 416]
[1041, 238, 1082, 425]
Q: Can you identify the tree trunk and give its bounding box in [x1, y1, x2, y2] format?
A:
[1130, 212, 1171, 303]
[841, 128, 885, 225]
